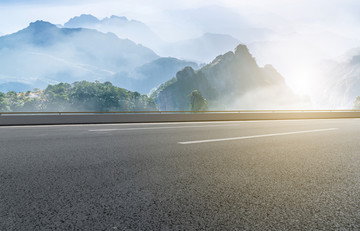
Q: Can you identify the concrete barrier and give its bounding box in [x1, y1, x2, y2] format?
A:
[1, 112, 360, 126]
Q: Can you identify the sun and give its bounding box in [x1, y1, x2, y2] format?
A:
[287, 69, 319, 97]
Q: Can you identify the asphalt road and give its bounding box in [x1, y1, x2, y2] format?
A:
[1, 119, 360, 230]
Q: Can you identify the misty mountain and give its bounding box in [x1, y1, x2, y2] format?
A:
[163, 33, 240, 63]
[321, 49, 360, 108]
[64, 14, 163, 53]
[63, 14, 247, 62]
[0, 82, 32, 93]
[153, 44, 309, 110]
[0, 20, 158, 67]
[64, 14, 100, 28]
[0, 20, 200, 94]
[169, 6, 272, 44]
[113, 57, 198, 94]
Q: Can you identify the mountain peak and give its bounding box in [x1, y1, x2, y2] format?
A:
[176, 66, 195, 81]
[234, 44, 257, 67]
[234, 44, 250, 56]
[19, 20, 79, 47]
[109, 15, 128, 21]
[64, 14, 100, 28]
[28, 20, 57, 30]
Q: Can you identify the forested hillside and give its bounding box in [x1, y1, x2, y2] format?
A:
[0, 81, 157, 112]
[152, 44, 309, 110]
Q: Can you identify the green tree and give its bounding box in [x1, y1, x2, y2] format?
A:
[6, 91, 24, 111]
[0, 92, 10, 112]
[43, 83, 71, 111]
[0, 81, 159, 112]
[22, 97, 43, 112]
[189, 90, 208, 111]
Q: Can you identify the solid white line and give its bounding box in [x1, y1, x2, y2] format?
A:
[178, 128, 338, 145]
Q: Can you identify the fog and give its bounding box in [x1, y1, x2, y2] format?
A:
[1, 0, 360, 109]
[228, 85, 312, 110]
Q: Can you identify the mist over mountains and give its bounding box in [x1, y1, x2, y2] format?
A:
[64, 14, 163, 53]
[0, 17, 309, 111]
[0, 20, 197, 94]
[2, 12, 360, 110]
[319, 49, 360, 108]
[167, 6, 272, 44]
[164, 33, 240, 63]
[114, 58, 198, 94]
[63, 14, 243, 63]
[153, 45, 310, 110]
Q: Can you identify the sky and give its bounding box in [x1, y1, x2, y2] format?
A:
[1, 0, 359, 37]
[1, 0, 360, 97]
[1, 0, 360, 44]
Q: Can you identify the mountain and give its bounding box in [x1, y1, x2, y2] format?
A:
[0, 20, 201, 94]
[0, 20, 160, 92]
[63, 15, 245, 63]
[169, 6, 271, 43]
[152, 44, 309, 110]
[163, 33, 240, 63]
[113, 57, 198, 94]
[0, 82, 32, 93]
[1, 20, 158, 68]
[321, 49, 360, 108]
[64, 14, 163, 53]
[64, 14, 100, 28]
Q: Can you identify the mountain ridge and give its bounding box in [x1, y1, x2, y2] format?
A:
[153, 44, 309, 110]
[64, 14, 163, 51]
[0, 20, 200, 94]
[162, 33, 240, 63]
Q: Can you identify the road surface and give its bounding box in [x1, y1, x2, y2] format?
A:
[1, 119, 360, 230]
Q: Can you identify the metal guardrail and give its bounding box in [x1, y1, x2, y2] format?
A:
[1, 110, 360, 115]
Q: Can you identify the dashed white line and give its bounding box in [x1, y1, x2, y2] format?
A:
[178, 128, 338, 145]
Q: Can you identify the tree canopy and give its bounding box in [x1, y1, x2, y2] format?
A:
[189, 90, 208, 111]
[0, 81, 157, 112]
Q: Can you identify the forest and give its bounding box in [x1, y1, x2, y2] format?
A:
[0, 81, 157, 112]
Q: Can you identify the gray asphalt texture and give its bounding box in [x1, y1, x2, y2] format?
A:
[1, 119, 360, 230]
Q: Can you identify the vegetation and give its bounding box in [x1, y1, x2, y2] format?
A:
[152, 44, 297, 111]
[189, 90, 208, 111]
[0, 81, 158, 112]
[152, 66, 217, 111]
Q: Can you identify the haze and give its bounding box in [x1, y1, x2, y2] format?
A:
[1, 0, 360, 108]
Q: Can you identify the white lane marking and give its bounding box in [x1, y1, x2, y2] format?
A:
[89, 124, 247, 132]
[178, 128, 338, 145]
